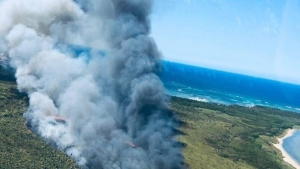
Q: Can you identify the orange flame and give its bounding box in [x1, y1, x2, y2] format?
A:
[53, 115, 66, 123]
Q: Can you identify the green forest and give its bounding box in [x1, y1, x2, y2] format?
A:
[1, 77, 300, 168]
[0, 80, 78, 169]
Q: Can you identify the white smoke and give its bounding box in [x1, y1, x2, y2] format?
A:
[0, 0, 183, 168]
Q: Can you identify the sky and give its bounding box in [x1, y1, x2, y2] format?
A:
[151, 0, 300, 84]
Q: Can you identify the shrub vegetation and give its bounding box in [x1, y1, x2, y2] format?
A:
[0, 80, 78, 169]
[1, 72, 300, 169]
[171, 97, 300, 169]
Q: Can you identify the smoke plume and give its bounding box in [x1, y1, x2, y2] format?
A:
[0, 0, 183, 168]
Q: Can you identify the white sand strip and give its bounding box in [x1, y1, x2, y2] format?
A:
[273, 129, 300, 169]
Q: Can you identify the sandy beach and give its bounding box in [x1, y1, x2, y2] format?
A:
[273, 129, 300, 169]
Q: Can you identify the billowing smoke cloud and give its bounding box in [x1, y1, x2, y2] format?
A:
[0, 0, 183, 168]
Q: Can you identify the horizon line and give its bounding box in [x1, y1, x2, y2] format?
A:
[161, 59, 300, 86]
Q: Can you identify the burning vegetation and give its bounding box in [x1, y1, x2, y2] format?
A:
[0, 0, 184, 168]
[53, 116, 67, 124]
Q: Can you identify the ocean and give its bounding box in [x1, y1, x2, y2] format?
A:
[160, 61, 300, 165]
[283, 131, 300, 165]
[160, 61, 300, 113]
[69, 45, 300, 113]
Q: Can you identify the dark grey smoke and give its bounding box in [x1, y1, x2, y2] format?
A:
[0, 0, 184, 168]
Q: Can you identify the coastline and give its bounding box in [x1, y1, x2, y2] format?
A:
[273, 129, 300, 169]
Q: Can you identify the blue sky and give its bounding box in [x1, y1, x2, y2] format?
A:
[151, 0, 300, 84]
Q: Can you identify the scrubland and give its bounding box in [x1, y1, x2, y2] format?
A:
[1, 77, 300, 169]
[171, 97, 300, 169]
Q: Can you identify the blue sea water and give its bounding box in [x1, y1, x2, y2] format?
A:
[67, 45, 300, 113]
[160, 61, 300, 113]
[282, 131, 300, 165]
[159, 61, 300, 165]
[64, 45, 300, 113]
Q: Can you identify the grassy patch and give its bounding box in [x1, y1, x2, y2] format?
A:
[171, 97, 300, 169]
[1, 72, 300, 169]
[0, 80, 78, 168]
